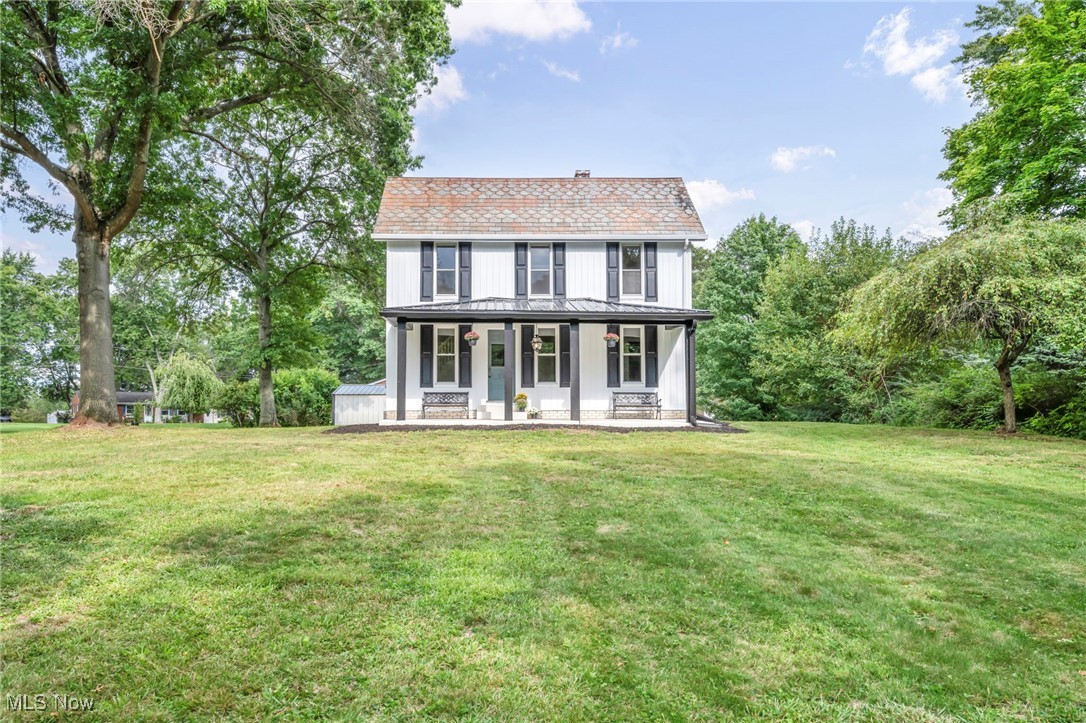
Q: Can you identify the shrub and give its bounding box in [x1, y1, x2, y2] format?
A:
[218, 380, 259, 428]
[893, 363, 1003, 430]
[273, 368, 339, 426]
[1025, 392, 1086, 439]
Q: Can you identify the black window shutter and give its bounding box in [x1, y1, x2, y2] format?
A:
[553, 243, 566, 299]
[420, 324, 434, 388]
[515, 243, 528, 299]
[420, 242, 434, 302]
[645, 325, 659, 388]
[458, 243, 472, 302]
[606, 323, 620, 388]
[644, 242, 658, 302]
[458, 324, 472, 388]
[606, 242, 619, 301]
[521, 324, 534, 388]
[559, 324, 571, 387]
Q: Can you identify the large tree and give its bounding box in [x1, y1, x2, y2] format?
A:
[942, 0, 1086, 227]
[136, 104, 386, 426]
[0, 0, 451, 423]
[695, 215, 802, 419]
[837, 220, 1086, 433]
[752, 219, 903, 421]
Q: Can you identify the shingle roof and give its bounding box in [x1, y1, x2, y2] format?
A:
[333, 384, 386, 396]
[116, 391, 154, 403]
[373, 177, 707, 238]
[381, 297, 712, 322]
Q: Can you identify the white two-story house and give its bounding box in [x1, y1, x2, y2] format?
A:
[375, 173, 712, 423]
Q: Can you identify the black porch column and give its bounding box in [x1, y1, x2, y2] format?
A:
[396, 318, 407, 421]
[504, 321, 515, 421]
[570, 321, 580, 421]
[685, 321, 697, 425]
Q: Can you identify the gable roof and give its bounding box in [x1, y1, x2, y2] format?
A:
[381, 297, 712, 323]
[373, 177, 707, 239]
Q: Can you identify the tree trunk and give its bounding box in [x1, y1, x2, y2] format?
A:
[256, 293, 278, 427]
[73, 221, 119, 424]
[995, 354, 1017, 434]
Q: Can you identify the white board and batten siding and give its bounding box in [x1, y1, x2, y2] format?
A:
[332, 384, 386, 425]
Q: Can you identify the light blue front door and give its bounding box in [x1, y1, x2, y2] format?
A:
[487, 331, 504, 400]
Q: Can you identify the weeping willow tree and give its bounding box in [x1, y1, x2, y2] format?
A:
[837, 220, 1086, 433]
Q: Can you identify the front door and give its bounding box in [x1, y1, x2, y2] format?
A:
[487, 331, 504, 400]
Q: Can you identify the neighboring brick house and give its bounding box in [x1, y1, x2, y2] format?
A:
[374, 172, 712, 422]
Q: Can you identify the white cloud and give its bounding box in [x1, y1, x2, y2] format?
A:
[1, 231, 48, 269]
[770, 145, 836, 173]
[901, 187, 953, 240]
[543, 60, 580, 82]
[909, 65, 961, 103]
[415, 65, 468, 115]
[861, 8, 961, 104]
[687, 179, 756, 210]
[600, 24, 638, 55]
[790, 220, 816, 241]
[449, 0, 591, 44]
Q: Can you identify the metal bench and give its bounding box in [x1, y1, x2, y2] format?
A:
[610, 391, 661, 419]
[421, 391, 470, 419]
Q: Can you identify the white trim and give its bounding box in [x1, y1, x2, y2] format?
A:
[375, 233, 707, 242]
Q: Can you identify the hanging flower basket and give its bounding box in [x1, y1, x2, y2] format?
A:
[603, 332, 620, 348]
[464, 330, 481, 347]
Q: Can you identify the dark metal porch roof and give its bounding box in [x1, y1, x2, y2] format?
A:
[380, 297, 713, 323]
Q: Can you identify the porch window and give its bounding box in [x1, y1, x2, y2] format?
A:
[530, 244, 551, 296]
[621, 244, 642, 296]
[435, 243, 457, 297]
[536, 327, 557, 383]
[622, 327, 642, 383]
[436, 327, 456, 383]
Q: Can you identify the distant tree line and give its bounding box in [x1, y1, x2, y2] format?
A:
[695, 0, 1086, 439]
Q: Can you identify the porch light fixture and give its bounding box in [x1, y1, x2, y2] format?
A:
[530, 334, 543, 353]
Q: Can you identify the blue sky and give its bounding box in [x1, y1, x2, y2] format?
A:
[3, 1, 977, 272]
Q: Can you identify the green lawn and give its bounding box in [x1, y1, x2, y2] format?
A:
[2, 424, 1084, 721]
[0, 422, 61, 434]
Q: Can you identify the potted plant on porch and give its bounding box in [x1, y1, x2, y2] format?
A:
[513, 393, 528, 420]
[464, 330, 480, 347]
[603, 332, 620, 348]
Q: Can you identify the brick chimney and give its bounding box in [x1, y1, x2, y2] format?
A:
[574, 170, 591, 178]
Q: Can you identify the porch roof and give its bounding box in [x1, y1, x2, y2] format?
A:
[380, 297, 713, 323]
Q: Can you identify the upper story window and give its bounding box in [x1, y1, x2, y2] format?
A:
[530, 244, 551, 296]
[435, 243, 457, 297]
[621, 244, 642, 296]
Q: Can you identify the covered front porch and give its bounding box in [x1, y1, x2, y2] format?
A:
[380, 298, 711, 424]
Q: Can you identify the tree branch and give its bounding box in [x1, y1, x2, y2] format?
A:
[0, 122, 97, 226]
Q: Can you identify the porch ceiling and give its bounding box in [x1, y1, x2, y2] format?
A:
[380, 297, 713, 323]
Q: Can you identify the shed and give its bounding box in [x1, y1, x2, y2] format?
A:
[332, 384, 386, 425]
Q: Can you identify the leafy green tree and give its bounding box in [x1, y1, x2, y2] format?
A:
[0, 251, 78, 410]
[309, 282, 386, 384]
[112, 265, 217, 420]
[942, 0, 1086, 227]
[837, 220, 1086, 432]
[695, 215, 803, 419]
[136, 104, 386, 425]
[156, 351, 223, 417]
[1, 0, 451, 423]
[752, 219, 903, 421]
